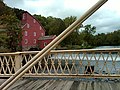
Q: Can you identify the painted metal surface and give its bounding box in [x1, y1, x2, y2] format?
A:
[0, 48, 120, 78]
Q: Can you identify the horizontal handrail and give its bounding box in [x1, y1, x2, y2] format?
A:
[0, 48, 120, 55]
[0, 48, 120, 77]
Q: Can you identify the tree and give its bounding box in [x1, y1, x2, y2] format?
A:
[46, 17, 66, 35]
[62, 16, 82, 46]
[93, 33, 106, 46]
[0, 31, 8, 49]
[0, 4, 22, 52]
[63, 16, 77, 28]
[13, 8, 24, 20]
[6, 14, 22, 51]
[80, 24, 96, 47]
[93, 30, 120, 47]
[0, 0, 6, 16]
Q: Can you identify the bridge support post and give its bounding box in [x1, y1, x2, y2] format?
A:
[15, 53, 22, 72]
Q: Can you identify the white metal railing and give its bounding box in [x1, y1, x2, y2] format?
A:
[0, 48, 120, 78]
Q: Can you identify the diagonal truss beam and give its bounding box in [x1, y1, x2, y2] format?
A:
[0, 0, 108, 89]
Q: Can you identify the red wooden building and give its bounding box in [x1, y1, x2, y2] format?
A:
[21, 11, 56, 50]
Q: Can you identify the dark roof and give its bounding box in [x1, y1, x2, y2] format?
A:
[38, 35, 56, 40]
[23, 11, 46, 32]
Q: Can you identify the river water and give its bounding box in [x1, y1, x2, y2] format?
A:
[51, 46, 120, 74]
[94, 46, 120, 49]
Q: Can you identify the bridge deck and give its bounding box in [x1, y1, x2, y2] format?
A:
[0, 78, 119, 90]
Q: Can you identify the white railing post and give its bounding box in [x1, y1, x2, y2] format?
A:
[14, 53, 22, 72]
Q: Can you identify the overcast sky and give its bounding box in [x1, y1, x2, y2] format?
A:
[3, 0, 120, 34]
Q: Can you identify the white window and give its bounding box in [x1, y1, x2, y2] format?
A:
[24, 31, 28, 36]
[23, 14, 25, 20]
[24, 39, 28, 44]
[27, 23, 30, 28]
[33, 39, 36, 44]
[41, 33, 44, 36]
[33, 32, 36, 36]
[44, 42, 47, 46]
[33, 19, 36, 23]
[40, 26, 42, 30]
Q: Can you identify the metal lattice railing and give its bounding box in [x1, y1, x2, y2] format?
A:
[0, 49, 120, 78]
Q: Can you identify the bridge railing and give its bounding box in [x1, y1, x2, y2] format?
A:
[0, 51, 37, 77]
[0, 48, 120, 78]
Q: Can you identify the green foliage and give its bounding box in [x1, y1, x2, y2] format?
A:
[93, 30, 120, 46]
[5, 14, 22, 51]
[63, 16, 76, 28]
[47, 17, 66, 35]
[0, 32, 7, 47]
[34, 14, 97, 49]
[1, 1, 120, 51]
[34, 14, 47, 26]
[13, 8, 24, 20]
[0, 1, 22, 52]
[80, 24, 96, 46]
[62, 16, 81, 46]
[0, 0, 6, 16]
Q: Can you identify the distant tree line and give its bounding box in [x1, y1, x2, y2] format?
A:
[0, 1, 120, 52]
[33, 15, 96, 49]
[33, 14, 120, 49]
[93, 30, 120, 46]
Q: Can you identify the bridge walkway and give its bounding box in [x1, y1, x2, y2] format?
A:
[1, 78, 119, 90]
